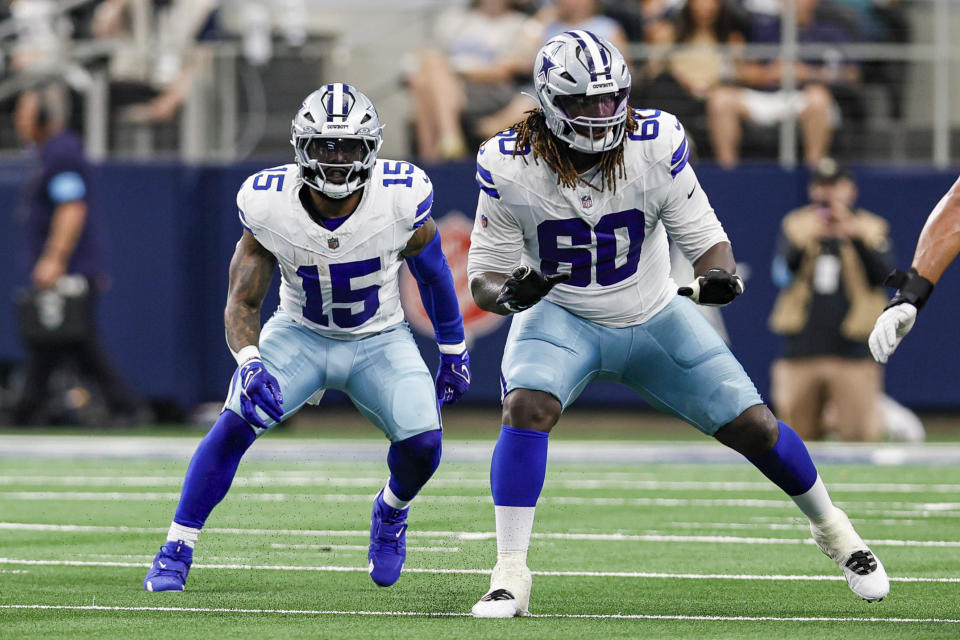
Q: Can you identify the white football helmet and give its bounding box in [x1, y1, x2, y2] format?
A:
[533, 30, 632, 153]
[290, 83, 384, 199]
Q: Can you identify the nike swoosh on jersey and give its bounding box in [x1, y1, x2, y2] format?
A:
[687, 185, 696, 198]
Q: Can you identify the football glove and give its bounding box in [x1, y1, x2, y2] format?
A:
[868, 268, 934, 364]
[238, 357, 284, 428]
[678, 268, 744, 306]
[868, 303, 917, 364]
[495, 265, 570, 313]
[436, 349, 471, 405]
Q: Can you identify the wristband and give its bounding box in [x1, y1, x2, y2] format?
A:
[438, 341, 467, 355]
[234, 345, 261, 365]
[884, 268, 934, 311]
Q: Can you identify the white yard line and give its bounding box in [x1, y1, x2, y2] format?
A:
[3, 474, 960, 494]
[268, 543, 459, 552]
[3, 435, 960, 466]
[4, 491, 960, 517]
[0, 604, 959, 623]
[1, 557, 958, 583]
[2, 521, 957, 548]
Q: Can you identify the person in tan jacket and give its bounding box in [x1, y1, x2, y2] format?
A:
[769, 159, 892, 441]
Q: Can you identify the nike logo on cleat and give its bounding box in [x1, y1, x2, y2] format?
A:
[158, 561, 167, 569]
[481, 589, 516, 602]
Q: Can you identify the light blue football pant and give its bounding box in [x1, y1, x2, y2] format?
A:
[224, 310, 440, 441]
[501, 297, 763, 435]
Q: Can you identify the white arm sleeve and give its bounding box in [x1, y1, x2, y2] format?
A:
[467, 193, 524, 280]
[658, 163, 729, 264]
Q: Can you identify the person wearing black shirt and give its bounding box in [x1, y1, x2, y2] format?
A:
[768, 159, 892, 441]
[10, 83, 143, 426]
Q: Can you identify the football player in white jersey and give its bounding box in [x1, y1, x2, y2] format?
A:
[143, 84, 471, 592]
[467, 31, 889, 618]
[870, 175, 960, 362]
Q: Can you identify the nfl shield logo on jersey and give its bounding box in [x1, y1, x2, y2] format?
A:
[580, 194, 593, 209]
[328, 237, 340, 250]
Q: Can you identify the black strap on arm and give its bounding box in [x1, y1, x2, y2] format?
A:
[884, 268, 935, 311]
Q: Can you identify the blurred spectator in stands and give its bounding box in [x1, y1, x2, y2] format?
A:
[91, 0, 218, 125]
[637, 0, 749, 155]
[767, 159, 892, 441]
[8, 83, 145, 426]
[408, 0, 530, 161]
[472, 0, 630, 141]
[706, 0, 860, 168]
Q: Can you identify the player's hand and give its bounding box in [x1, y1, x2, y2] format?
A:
[238, 357, 284, 428]
[436, 349, 471, 405]
[495, 265, 570, 313]
[868, 303, 917, 364]
[678, 268, 744, 306]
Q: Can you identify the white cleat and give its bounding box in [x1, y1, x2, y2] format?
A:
[471, 561, 532, 618]
[810, 506, 890, 602]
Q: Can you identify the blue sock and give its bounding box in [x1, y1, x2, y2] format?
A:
[746, 421, 818, 497]
[491, 425, 549, 507]
[173, 410, 257, 528]
[386, 429, 442, 502]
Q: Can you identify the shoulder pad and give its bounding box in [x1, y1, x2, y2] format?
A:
[375, 158, 434, 230]
[236, 164, 296, 234]
[476, 129, 532, 200]
[625, 109, 690, 180]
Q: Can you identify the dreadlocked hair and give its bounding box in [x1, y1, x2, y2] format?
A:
[510, 108, 638, 193]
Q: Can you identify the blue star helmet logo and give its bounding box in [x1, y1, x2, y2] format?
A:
[537, 55, 556, 80]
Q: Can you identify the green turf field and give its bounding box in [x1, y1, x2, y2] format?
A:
[1, 437, 959, 639]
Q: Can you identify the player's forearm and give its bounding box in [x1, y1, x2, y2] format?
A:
[692, 242, 736, 277]
[224, 234, 276, 352]
[470, 272, 512, 315]
[912, 179, 960, 284]
[42, 201, 86, 263]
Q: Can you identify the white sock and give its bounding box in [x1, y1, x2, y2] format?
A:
[167, 521, 200, 548]
[382, 484, 411, 510]
[494, 505, 536, 556]
[791, 475, 835, 523]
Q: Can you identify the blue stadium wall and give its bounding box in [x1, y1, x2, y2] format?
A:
[0, 160, 957, 410]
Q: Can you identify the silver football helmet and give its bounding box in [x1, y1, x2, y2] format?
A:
[533, 30, 632, 153]
[290, 83, 384, 199]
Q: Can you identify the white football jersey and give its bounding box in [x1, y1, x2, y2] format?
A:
[237, 160, 433, 339]
[467, 109, 729, 328]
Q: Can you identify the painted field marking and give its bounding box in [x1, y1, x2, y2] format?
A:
[1, 604, 959, 623]
[4, 490, 960, 516]
[4, 474, 960, 494]
[2, 522, 958, 548]
[268, 543, 459, 553]
[1, 557, 958, 583]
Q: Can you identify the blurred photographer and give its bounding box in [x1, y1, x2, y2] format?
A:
[768, 159, 892, 441]
[9, 83, 143, 426]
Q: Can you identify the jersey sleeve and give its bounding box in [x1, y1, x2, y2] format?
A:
[467, 191, 524, 280]
[236, 178, 254, 234]
[410, 166, 434, 230]
[657, 155, 729, 264]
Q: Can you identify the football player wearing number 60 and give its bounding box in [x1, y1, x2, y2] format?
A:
[467, 31, 888, 618]
[143, 84, 470, 592]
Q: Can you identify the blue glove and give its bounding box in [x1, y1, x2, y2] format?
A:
[238, 357, 284, 428]
[436, 349, 471, 405]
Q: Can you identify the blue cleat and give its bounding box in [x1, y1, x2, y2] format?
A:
[143, 540, 193, 592]
[367, 490, 409, 587]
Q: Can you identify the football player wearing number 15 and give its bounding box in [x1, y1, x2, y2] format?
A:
[467, 31, 888, 618]
[143, 84, 470, 592]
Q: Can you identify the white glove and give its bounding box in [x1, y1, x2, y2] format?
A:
[868, 303, 917, 364]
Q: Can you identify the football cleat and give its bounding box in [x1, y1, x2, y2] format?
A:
[367, 490, 409, 587]
[810, 506, 890, 602]
[471, 560, 532, 618]
[143, 539, 193, 592]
